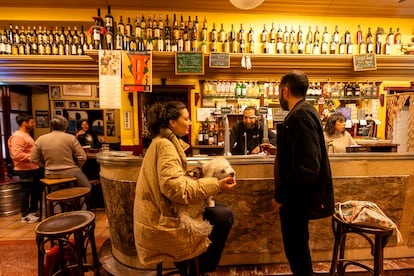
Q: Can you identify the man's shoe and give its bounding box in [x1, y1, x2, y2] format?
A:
[21, 213, 39, 223]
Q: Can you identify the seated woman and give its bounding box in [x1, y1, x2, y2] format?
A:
[324, 113, 357, 153]
[133, 101, 237, 275]
[75, 120, 101, 149]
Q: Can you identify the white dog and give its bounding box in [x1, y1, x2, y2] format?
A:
[202, 157, 235, 207]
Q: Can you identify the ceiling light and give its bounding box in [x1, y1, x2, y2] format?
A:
[229, 0, 264, 10]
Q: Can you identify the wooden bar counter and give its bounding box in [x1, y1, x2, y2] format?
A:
[97, 152, 414, 268]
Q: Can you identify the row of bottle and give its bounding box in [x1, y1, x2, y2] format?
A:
[0, 24, 90, 55]
[203, 79, 378, 99]
[198, 119, 223, 145]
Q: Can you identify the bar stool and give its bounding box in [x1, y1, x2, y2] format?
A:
[35, 210, 99, 276]
[157, 257, 200, 276]
[40, 177, 77, 220]
[46, 187, 91, 216]
[329, 213, 394, 276]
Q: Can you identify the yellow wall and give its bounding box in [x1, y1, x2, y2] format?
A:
[31, 88, 50, 138]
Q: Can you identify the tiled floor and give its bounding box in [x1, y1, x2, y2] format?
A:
[0, 209, 110, 242]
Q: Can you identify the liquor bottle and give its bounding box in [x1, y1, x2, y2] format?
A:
[115, 26, 123, 50]
[129, 33, 137, 51]
[339, 37, 346, 55]
[276, 37, 283, 54]
[344, 26, 351, 44]
[210, 37, 217, 52]
[298, 37, 304, 54]
[140, 15, 146, 40]
[45, 38, 51, 55]
[210, 23, 217, 42]
[321, 39, 327, 54]
[312, 39, 320, 55]
[146, 35, 153, 51]
[157, 36, 164, 51]
[105, 6, 114, 34]
[322, 26, 329, 44]
[248, 25, 254, 43]
[193, 16, 199, 39]
[80, 25, 88, 52]
[198, 127, 204, 145]
[289, 25, 295, 43]
[270, 23, 276, 43]
[201, 16, 208, 42]
[290, 37, 298, 54]
[158, 15, 164, 40]
[284, 40, 291, 54]
[333, 25, 339, 45]
[218, 23, 225, 42]
[375, 27, 382, 55]
[238, 24, 245, 43]
[386, 27, 394, 45]
[356, 25, 363, 45]
[366, 27, 373, 53]
[347, 40, 353, 55]
[359, 37, 366, 54]
[297, 25, 304, 44]
[394, 27, 401, 45]
[384, 37, 391, 55]
[172, 14, 179, 40]
[329, 37, 336, 54]
[125, 17, 132, 39]
[223, 33, 230, 53]
[118, 16, 125, 37]
[191, 26, 198, 52]
[306, 25, 313, 45]
[313, 25, 320, 44]
[230, 23, 236, 42]
[145, 15, 152, 40]
[283, 25, 289, 43]
[179, 14, 185, 38]
[31, 27, 38, 54]
[184, 33, 191, 52]
[92, 9, 103, 50]
[72, 26, 80, 50]
[353, 82, 361, 97]
[277, 24, 283, 41]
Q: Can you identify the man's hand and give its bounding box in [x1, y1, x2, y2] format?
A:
[251, 146, 261, 154]
[219, 176, 237, 192]
[271, 198, 282, 211]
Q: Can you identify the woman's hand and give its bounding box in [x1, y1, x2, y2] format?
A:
[219, 176, 237, 192]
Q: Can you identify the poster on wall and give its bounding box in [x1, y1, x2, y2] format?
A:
[123, 51, 152, 92]
[99, 50, 122, 109]
[35, 111, 49, 128]
[63, 109, 104, 135]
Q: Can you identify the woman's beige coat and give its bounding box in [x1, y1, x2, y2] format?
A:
[134, 128, 221, 265]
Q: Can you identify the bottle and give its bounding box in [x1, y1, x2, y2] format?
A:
[298, 37, 304, 54]
[321, 39, 328, 54]
[306, 25, 313, 44]
[347, 40, 353, 55]
[92, 9, 103, 49]
[384, 37, 391, 55]
[375, 27, 382, 55]
[356, 25, 363, 45]
[238, 24, 245, 43]
[359, 37, 366, 54]
[270, 23, 276, 43]
[248, 25, 254, 43]
[289, 25, 296, 43]
[276, 37, 283, 54]
[218, 23, 225, 42]
[394, 27, 401, 45]
[210, 23, 217, 42]
[366, 27, 373, 53]
[125, 17, 132, 39]
[223, 33, 230, 53]
[198, 127, 204, 145]
[115, 26, 123, 50]
[283, 25, 289, 44]
[117, 16, 125, 37]
[329, 37, 336, 54]
[290, 37, 298, 54]
[230, 24, 237, 53]
[201, 16, 207, 42]
[276, 24, 283, 41]
[313, 25, 320, 45]
[297, 25, 304, 44]
[339, 37, 346, 55]
[312, 39, 320, 55]
[145, 15, 152, 40]
[386, 27, 394, 45]
[322, 26, 329, 44]
[344, 26, 351, 45]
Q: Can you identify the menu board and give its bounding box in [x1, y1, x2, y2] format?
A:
[175, 52, 204, 75]
[353, 53, 377, 71]
[209, 52, 230, 68]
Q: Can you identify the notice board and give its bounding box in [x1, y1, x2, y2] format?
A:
[209, 52, 230, 68]
[175, 52, 204, 75]
[353, 53, 377, 71]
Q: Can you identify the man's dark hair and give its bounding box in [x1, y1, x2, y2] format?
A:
[16, 113, 33, 126]
[280, 70, 309, 98]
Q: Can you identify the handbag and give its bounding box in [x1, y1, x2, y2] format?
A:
[335, 200, 402, 243]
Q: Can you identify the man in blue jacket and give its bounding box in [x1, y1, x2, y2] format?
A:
[272, 70, 334, 276]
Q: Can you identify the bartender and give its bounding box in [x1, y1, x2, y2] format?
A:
[230, 106, 276, 155]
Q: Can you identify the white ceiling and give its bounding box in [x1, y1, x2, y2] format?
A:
[0, 0, 412, 18]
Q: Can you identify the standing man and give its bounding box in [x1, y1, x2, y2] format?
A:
[8, 113, 42, 223]
[230, 106, 276, 155]
[31, 116, 90, 188]
[272, 70, 334, 276]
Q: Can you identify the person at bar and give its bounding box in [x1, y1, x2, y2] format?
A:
[230, 106, 276, 155]
[133, 101, 236, 275]
[31, 116, 91, 188]
[272, 70, 334, 276]
[8, 113, 42, 223]
[75, 119, 102, 149]
[324, 113, 358, 153]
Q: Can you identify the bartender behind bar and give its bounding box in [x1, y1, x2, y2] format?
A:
[230, 106, 276, 155]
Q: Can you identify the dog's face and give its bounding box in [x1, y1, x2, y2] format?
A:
[202, 157, 235, 180]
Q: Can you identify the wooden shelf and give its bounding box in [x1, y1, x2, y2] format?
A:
[0, 51, 413, 84]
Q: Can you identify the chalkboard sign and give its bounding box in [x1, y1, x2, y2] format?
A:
[175, 52, 204, 75]
[209, 53, 230, 68]
[353, 53, 377, 71]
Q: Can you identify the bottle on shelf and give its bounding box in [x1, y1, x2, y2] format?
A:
[394, 27, 401, 45]
[386, 27, 394, 46]
[270, 23, 276, 43]
[218, 23, 225, 43]
[104, 6, 114, 50]
[356, 25, 363, 45]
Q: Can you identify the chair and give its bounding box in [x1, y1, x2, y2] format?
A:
[46, 186, 91, 216]
[329, 213, 394, 276]
[39, 177, 77, 220]
[35, 210, 99, 276]
[157, 257, 200, 276]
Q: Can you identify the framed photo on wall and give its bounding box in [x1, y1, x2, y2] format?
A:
[80, 101, 90, 108]
[35, 110, 49, 128]
[67, 101, 77, 108]
[54, 109, 63, 116]
[54, 101, 64, 108]
[50, 85, 62, 99]
[62, 84, 92, 97]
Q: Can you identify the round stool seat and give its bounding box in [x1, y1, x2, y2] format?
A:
[332, 213, 394, 234]
[46, 187, 90, 202]
[36, 210, 95, 235]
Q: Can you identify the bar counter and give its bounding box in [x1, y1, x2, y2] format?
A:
[97, 152, 414, 268]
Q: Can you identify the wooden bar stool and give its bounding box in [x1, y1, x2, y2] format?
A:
[39, 177, 77, 220]
[46, 187, 91, 216]
[157, 257, 200, 276]
[329, 213, 394, 276]
[35, 210, 99, 276]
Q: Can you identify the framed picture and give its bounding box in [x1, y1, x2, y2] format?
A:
[54, 101, 64, 108]
[62, 84, 92, 97]
[80, 101, 90, 108]
[63, 109, 104, 135]
[67, 101, 77, 108]
[54, 109, 63, 116]
[93, 100, 100, 108]
[50, 85, 62, 99]
[35, 110, 49, 128]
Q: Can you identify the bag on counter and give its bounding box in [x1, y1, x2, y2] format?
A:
[335, 200, 402, 243]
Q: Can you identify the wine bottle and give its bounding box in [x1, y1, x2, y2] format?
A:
[105, 6, 114, 35]
[322, 26, 329, 44]
[248, 24, 254, 43]
[218, 23, 225, 42]
[394, 27, 401, 45]
[210, 23, 217, 42]
[283, 25, 289, 43]
[386, 27, 394, 46]
[356, 25, 363, 45]
[270, 23, 276, 43]
[344, 26, 351, 44]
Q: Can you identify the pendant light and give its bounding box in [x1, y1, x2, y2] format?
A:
[229, 0, 264, 10]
